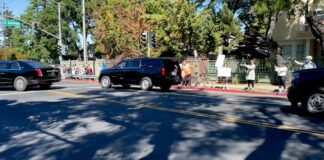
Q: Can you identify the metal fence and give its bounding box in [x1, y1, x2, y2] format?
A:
[185, 57, 324, 84]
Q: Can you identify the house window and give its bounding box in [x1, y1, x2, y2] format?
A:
[296, 44, 305, 60]
[282, 45, 292, 59]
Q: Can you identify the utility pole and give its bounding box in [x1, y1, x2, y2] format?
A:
[2, 1, 7, 60]
[82, 0, 87, 64]
[147, 30, 150, 58]
[57, 2, 63, 75]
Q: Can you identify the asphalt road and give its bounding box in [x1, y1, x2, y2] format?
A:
[0, 80, 323, 160]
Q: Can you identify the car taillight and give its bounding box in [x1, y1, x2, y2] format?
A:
[35, 69, 43, 77]
[161, 67, 165, 76]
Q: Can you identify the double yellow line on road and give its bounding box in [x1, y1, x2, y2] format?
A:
[48, 90, 324, 137]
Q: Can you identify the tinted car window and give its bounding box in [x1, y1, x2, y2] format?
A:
[117, 61, 127, 69]
[9, 62, 20, 70]
[0, 62, 9, 70]
[25, 61, 50, 68]
[126, 60, 140, 68]
[141, 59, 161, 68]
[164, 60, 178, 68]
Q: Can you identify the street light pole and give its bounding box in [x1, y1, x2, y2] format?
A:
[58, 2, 62, 45]
[2, 1, 7, 60]
[82, 0, 87, 64]
[57, 2, 63, 74]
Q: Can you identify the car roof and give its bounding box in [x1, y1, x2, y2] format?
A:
[124, 57, 177, 61]
[295, 67, 324, 73]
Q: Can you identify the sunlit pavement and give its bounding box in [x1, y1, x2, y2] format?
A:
[0, 81, 323, 160]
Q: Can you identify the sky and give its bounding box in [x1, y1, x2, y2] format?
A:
[5, 0, 30, 16]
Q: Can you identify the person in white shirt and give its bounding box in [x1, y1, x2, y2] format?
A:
[240, 59, 256, 92]
[218, 63, 231, 90]
[275, 64, 288, 92]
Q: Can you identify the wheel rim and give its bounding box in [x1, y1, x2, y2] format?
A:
[307, 93, 324, 113]
[142, 80, 149, 89]
[16, 79, 25, 89]
[101, 77, 110, 87]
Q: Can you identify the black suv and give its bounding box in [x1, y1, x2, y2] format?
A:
[287, 68, 324, 114]
[99, 58, 182, 91]
[0, 60, 61, 91]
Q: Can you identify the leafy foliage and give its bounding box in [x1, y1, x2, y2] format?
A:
[144, 0, 241, 57]
[6, 0, 103, 62]
[93, 0, 147, 58]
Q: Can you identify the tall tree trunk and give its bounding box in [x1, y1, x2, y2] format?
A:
[305, 0, 324, 57]
[265, 12, 292, 86]
[265, 12, 286, 66]
[267, 14, 278, 40]
[305, 15, 324, 57]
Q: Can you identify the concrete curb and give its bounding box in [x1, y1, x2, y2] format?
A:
[63, 78, 287, 97]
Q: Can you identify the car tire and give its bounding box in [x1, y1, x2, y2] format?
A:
[100, 76, 112, 88]
[122, 84, 131, 88]
[306, 92, 324, 114]
[160, 84, 171, 91]
[39, 83, 52, 90]
[140, 77, 153, 91]
[14, 76, 28, 91]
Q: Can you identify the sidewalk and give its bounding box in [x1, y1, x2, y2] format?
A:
[173, 82, 287, 97]
[63, 78, 287, 97]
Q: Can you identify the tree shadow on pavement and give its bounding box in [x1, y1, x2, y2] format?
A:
[0, 88, 323, 160]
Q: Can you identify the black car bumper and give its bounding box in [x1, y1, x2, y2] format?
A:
[153, 76, 182, 86]
[28, 77, 61, 85]
[287, 86, 301, 103]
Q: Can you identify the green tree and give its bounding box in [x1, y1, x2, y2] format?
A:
[144, 0, 240, 56]
[8, 0, 102, 62]
[93, 0, 147, 58]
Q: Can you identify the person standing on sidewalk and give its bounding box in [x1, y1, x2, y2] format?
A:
[181, 61, 192, 86]
[240, 59, 256, 92]
[217, 63, 231, 90]
[294, 55, 316, 69]
[275, 63, 288, 92]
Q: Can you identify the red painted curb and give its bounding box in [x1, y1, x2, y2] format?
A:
[63, 78, 99, 83]
[171, 86, 287, 97]
[63, 78, 286, 97]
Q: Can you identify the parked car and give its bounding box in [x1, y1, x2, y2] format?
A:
[287, 68, 324, 114]
[0, 60, 61, 91]
[99, 58, 182, 91]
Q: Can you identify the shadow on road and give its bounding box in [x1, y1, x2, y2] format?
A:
[0, 86, 66, 91]
[0, 88, 323, 160]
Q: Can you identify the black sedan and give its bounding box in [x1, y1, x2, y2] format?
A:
[0, 60, 61, 91]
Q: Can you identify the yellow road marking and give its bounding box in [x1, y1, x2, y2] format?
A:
[48, 90, 324, 137]
[48, 90, 90, 98]
[278, 125, 301, 130]
[94, 98, 107, 101]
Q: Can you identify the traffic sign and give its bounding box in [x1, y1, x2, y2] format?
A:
[2, 20, 21, 27]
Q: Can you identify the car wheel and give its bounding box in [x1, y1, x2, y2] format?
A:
[306, 93, 324, 114]
[39, 83, 52, 90]
[122, 84, 131, 88]
[160, 84, 171, 91]
[14, 76, 28, 91]
[140, 77, 153, 91]
[100, 76, 112, 88]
